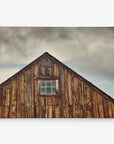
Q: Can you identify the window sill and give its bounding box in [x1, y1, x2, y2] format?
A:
[39, 94, 59, 97]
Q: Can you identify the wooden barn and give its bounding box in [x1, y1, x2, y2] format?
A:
[0, 52, 114, 118]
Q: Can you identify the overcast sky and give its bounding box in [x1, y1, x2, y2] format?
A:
[0, 27, 114, 98]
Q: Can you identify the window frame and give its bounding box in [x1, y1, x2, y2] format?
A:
[38, 77, 60, 97]
[40, 80, 56, 95]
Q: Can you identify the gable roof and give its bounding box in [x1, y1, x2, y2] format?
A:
[0, 52, 114, 103]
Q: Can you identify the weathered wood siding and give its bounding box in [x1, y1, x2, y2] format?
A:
[0, 53, 114, 118]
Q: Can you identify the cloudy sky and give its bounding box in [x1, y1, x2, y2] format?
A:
[0, 27, 114, 98]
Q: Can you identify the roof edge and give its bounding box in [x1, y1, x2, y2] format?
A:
[46, 53, 114, 103]
[0, 52, 47, 87]
[0, 52, 114, 103]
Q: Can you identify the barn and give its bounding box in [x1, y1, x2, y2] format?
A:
[0, 52, 114, 118]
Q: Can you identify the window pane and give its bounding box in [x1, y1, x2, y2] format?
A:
[41, 81, 45, 86]
[47, 81, 51, 87]
[52, 80, 56, 86]
[52, 87, 56, 94]
[47, 87, 51, 94]
[41, 88, 45, 94]
[40, 80, 58, 95]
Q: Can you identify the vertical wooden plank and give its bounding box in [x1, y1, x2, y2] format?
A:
[75, 79, 80, 118]
[31, 66, 35, 118]
[0, 106, 3, 118]
[9, 80, 16, 118]
[60, 66, 65, 117]
[90, 88, 94, 118]
[4, 106, 10, 118]
[72, 104, 76, 118]
[45, 67, 51, 77]
[25, 69, 33, 118]
[69, 105, 73, 118]
[0, 90, 2, 106]
[72, 76, 78, 104]
[18, 76, 24, 118]
[54, 63, 57, 77]
[112, 103, 114, 118]
[5, 84, 10, 106]
[97, 94, 104, 118]
[54, 63, 59, 78]
[56, 64, 59, 78]
[93, 91, 99, 118]
[26, 70, 30, 118]
[48, 97, 59, 107]
[9, 81, 12, 118]
[19, 106, 25, 118]
[34, 64, 39, 107]
[0, 88, 2, 106]
[96, 92, 99, 118]
[47, 97, 53, 106]
[55, 105, 61, 118]
[48, 106, 53, 118]
[15, 78, 18, 118]
[44, 97, 48, 118]
[34, 63, 41, 118]
[74, 78, 79, 118]
[56, 80, 59, 95]
[41, 67, 45, 76]
[35, 105, 40, 118]
[78, 80, 83, 118]
[17, 77, 20, 118]
[63, 105, 69, 118]
[4, 84, 11, 118]
[51, 61, 54, 77]
[80, 81, 85, 117]
[102, 97, 109, 118]
[0, 88, 3, 118]
[0, 89, 3, 118]
[52, 97, 56, 106]
[68, 72, 73, 106]
[52, 106, 55, 118]
[64, 69, 68, 105]
[40, 105, 46, 118]
[55, 97, 61, 118]
[11, 106, 17, 118]
[3, 86, 6, 118]
[83, 83, 87, 118]
[12, 80, 17, 118]
[32, 65, 36, 117]
[86, 85, 92, 118]
[1, 55, 114, 119]
[92, 91, 96, 118]
[108, 101, 113, 118]
[29, 69, 32, 118]
[19, 74, 26, 118]
[4, 86, 8, 118]
[20, 75, 25, 106]
[55, 97, 60, 106]
[40, 97, 46, 106]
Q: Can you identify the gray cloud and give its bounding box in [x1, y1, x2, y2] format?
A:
[0, 27, 114, 79]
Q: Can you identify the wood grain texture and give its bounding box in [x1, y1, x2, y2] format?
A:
[0, 53, 113, 118]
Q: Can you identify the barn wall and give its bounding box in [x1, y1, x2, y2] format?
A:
[0, 56, 114, 118]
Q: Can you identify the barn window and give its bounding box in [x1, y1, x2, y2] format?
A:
[40, 80, 58, 95]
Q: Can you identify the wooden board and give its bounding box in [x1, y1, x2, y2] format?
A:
[0, 54, 113, 118]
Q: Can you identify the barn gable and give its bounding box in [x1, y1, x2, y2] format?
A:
[0, 52, 114, 118]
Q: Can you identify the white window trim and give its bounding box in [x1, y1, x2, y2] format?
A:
[40, 80, 56, 95]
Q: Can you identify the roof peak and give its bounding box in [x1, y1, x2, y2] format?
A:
[43, 52, 50, 55]
[0, 51, 114, 102]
